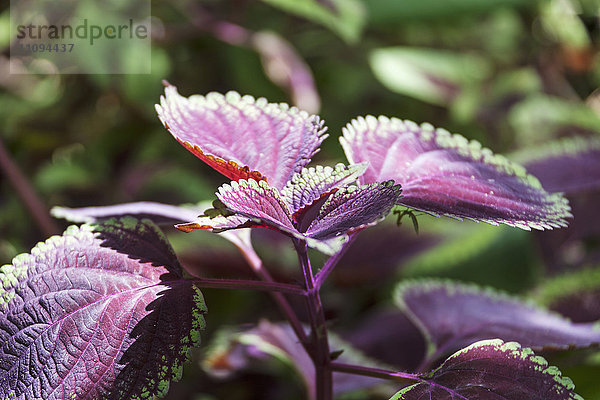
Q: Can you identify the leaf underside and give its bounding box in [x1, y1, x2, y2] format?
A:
[395, 280, 600, 363]
[156, 84, 327, 190]
[0, 218, 206, 400]
[391, 339, 583, 400]
[341, 116, 572, 230]
[51, 201, 206, 225]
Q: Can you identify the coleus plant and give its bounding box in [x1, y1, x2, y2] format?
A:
[1, 82, 588, 400]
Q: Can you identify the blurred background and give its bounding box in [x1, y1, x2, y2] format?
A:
[1, 0, 600, 399]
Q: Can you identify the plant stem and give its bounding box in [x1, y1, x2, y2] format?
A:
[314, 232, 359, 289]
[294, 238, 332, 400]
[234, 234, 310, 348]
[330, 362, 420, 384]
[192, 277, 306, 295]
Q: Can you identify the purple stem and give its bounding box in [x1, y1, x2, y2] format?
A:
[314, 231, 359, 289]
[234, 235, 310, 349]
[192, 277, 306, 295]
[330, 362, 420, 384]
[294, 238, 332, 400]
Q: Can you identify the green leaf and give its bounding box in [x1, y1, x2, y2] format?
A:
[369, 47, 491, 105]
[261, 0, 365, 43]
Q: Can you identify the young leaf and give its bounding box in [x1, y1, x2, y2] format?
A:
[181, 178, 400, 255]
[511, 136, 600, 194]
[395, 280, 600, 365]
[216, 179, 296, 231]
[280, 162, 367, 212]
[0, 218, 206, 399]
[390, 339, 583, 400]
[156, 84, 328, 190]
[305, 181, 402, 240]
[341, 116, 571, 230]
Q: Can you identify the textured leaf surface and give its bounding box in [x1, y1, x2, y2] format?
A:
[341, 116, 571, 230]
[187, 177, 395, 255]
[280, 162, 367, 212]
[390, 339, 583, 400]
[395, 280, 600, 364]
[156, 85, 327, 190]
[305, 181, 402, 239]
[216, 179, 295, 231]
[0, 218, 206, 400]
[512, 136, 600, 194]
[203, 321, 392, 399]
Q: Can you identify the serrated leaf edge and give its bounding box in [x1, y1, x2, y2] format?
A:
[341, 115, 573, 231]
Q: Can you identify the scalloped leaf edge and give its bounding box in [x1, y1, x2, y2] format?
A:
[341, 115, 573, 231]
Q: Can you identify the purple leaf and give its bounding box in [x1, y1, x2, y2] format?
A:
[179, 177, 399, 255]
[216, 179, 296, 232]
[51, 201, 206, 224]
[395, 280, 600, 366]
[341, 116, 572, 230]
[156, 84, 328, 190]
[0, 218, 206, 399]
[513, 136, 600, 194]
[305, 181, 402, 240]
[203, 321, 392, 399]
[391, 339, 583, 400]
[280, 162, 367, 212]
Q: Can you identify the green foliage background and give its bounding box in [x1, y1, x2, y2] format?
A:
[1, 0, 600, 399]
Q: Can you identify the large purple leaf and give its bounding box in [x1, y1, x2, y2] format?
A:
[305, 181, 402, 240]
[0, 218, 206, 399]
[156, 84, 328, 190]
[512, 136, 600, 194]
[391, 339, 583, 400]
[341, 116, 572, 230]
[395, 280, 600, 366]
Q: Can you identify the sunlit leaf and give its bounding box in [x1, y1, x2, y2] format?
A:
[181, 177, 400, 255]
[341, 116, 572, 230]
[156, 85, 327, 190]
[0, 218, 206, 399]
[395, 280, 600, 364]
[390, 339, 583, 400]
[305, 181, 402, 240]
[281, 162, 367, 212]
